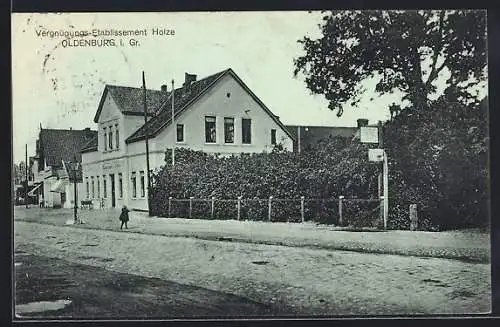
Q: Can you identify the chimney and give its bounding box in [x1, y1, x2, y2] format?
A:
[83, 127, 93, 139]
[183, 73, 197, 92]
[70, 127, 72, 131]
[161, 84, 168, 92]
[357, 119, 369, 128]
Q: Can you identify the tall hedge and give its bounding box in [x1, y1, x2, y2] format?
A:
[150, 138, 381, 225]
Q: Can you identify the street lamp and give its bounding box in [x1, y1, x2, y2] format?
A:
[72, 155, 80, 223]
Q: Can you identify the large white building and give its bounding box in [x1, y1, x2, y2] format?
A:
[81, 68, 295, 211]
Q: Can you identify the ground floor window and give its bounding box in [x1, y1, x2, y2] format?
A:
[131, 172, 137, 198]
[97, 176, 101, 199]
[118, 173, 123, 198]
[85, 177, 89, 199]
[140, 171, 145, 197]
[103, 175, 107, 198]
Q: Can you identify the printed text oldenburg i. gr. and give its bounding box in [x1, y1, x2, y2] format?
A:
[61, 39, 116, 47]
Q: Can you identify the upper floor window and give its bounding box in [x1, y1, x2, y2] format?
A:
[176, 124, 184, 142]
[109, 126, 113, 149]
[91, 176, 95, 199]
[224, 117, 234, 143]
[205, 116, 216, 143]
[115, 124, 119, 149]
[242, 118, 252, 144]
[271, 129, 277, 145]
[103, 128, 107, 151]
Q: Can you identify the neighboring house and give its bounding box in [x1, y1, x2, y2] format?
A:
[81, 68, 295, 211]
[285, 119, 374, 153]
[285, 126, 356, 153]
[31, 127, 97, 208]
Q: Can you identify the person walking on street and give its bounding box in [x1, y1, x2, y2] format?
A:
[119, 205, 130, 230]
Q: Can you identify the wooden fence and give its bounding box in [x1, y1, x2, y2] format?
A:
[160, 196, 382, 226]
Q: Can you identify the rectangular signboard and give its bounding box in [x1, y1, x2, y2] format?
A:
[368, 148, 384, 162]
[360, 126, 379, 144]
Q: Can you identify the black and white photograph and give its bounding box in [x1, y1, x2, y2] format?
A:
[11, 10, 490, 319]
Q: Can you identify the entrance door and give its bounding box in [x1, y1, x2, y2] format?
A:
[110, 174, 116, 207]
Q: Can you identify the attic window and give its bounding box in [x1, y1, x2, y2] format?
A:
[226, 93, 231, 98]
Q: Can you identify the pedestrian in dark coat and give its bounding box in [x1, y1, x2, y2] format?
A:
[119, 205, 129, 229]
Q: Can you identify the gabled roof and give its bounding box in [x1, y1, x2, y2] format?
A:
[39, 128, 98, 167]
[93, 84, 167, 123]
[126, 68, 296, 144]
[126, 69, 227, 143]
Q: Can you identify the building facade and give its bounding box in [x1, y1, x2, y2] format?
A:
[31, 128, 97, 208]
[81, 68, 295, 211]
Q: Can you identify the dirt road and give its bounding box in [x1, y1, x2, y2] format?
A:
[14, 221, 491, 316]
[14, 251, 279, 319]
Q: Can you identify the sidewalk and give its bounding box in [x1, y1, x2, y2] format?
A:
[14, 206, 491, 263]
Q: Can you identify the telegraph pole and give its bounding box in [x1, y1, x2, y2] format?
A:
[142, 72, 151, 216]
[73, 156, 78, 223]
[378, 121, 383, 226]
[25, 144, 28, 209]
[171, 79, 175, 166]
[377, 121, 388, 230]
[297, 126, 301, 154]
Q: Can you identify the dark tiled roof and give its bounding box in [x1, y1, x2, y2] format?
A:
[93, 85, 167, 122]
[285, 125, 357, 151]
[80, 136, 98, 153]
[126, 69, 229, 143]
[39, 129, 98, 167]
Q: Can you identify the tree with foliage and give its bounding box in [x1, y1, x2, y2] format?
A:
[294, 10, 487, 116]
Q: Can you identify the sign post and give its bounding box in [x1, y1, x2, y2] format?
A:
[362, 121, 388, 230]
[382, 149, 388, 230]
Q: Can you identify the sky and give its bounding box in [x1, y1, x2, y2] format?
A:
[11, 11, 480, 164]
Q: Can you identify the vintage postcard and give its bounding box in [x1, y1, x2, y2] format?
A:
[11, 11, 490, 319]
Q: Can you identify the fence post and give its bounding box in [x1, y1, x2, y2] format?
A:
[211, 197, 215, 219]
[338, 195, 344, 225]
[300, 196, 305, 223]
[168, 196, 172, 218]
[189, 196, 193, 218]
[237, 196, 242, 220]
[409, 204, 418, 231]
[268, 196, 273, 222]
